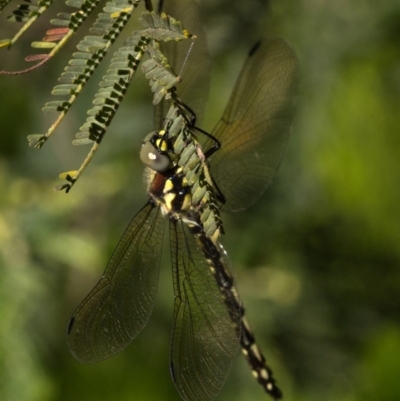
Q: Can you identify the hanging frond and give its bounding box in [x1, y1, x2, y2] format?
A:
[0, 0, 55, 49]
[27, 0, 139, 148]
[0, 0, 132, 75]
[54, 32, 150, 193]
[55, 10, 194, 192]
[139, 11, 193, 42]
[0, 0, 13, 12]
[139, 11, 195, 105]
[2, 1, 205, 192]
[141, 44, 181, 105]
[73, 33, 149, 145]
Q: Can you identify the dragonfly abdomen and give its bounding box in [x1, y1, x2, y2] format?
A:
[192, 219, 282, 399]
[188, 221, 242, 336]
[240, 315, 283, 399]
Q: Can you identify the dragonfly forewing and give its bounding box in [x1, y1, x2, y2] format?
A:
[207, 37, 299, 212]
[67, 201, 164, 364]
[169, 218, 241, 401]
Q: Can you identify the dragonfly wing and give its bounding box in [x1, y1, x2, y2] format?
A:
[154, 0, 211, 128]
[67, 201, 164, 364]
[207, 37, 299, 212]
[169, 220, 241, 401]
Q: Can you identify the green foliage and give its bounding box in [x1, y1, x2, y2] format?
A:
[2, 0, 197, 193]
[1, 1, 400, 401]
[357, 326, 400, 401]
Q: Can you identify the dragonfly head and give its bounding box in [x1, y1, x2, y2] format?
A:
[140, 131, 172, 172]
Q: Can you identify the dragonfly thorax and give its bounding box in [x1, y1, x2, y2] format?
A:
[142, 111, 224, 243]
[149, 166, 192, 216]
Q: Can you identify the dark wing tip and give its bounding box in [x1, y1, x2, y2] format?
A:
[67, 316, 75, 335]
[169, 360, 177, 382]
[248, 40, 262, 57]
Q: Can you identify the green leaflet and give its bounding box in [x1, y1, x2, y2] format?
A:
[28, 0, 138, 149]
[0, 0, 54, 49]
[0, 0, 13, 12]
[57, 32, 149, 193]
[0, 0, 118, 75]
[17, 5, 195, 192]
[141, 43, 181, 105]
[53, 11, 194, 193]
[140, 11, 193, 42]
[6, 0, 53, 23]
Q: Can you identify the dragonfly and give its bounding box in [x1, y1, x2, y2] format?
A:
[66, 1, 298, 401]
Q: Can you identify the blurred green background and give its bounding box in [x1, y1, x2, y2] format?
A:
[1, 0, 400, 401]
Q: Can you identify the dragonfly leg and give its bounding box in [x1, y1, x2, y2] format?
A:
[175, 98, 222, 158]
[144, 0, 153, 12]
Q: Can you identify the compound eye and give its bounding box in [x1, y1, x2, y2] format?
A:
[140, 142, 171, 172]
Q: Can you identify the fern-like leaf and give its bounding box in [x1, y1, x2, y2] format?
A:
[142, 58, 179, 104]
[28, 0, 139, 148]
[55, 32, 150, 193]
[1, 0, 121, 74]
[55, 10, 194, 192]
[0, 0, 55, 49]
[139, 11, 193, 42]
[0, 0, 13, 12]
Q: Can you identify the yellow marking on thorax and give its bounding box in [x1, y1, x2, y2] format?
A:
[163, 178, 174, 192]
[181, 193, 192, 211]
[163, 193, 176, 211]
